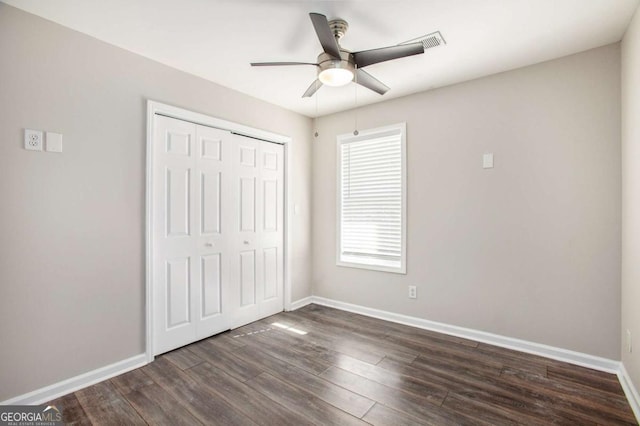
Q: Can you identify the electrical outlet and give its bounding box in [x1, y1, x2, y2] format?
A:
[627, 329, 632, 353]
[24, 129, 43, 151]
[483, 153, 494, 169]
[408, 285, 417, 299]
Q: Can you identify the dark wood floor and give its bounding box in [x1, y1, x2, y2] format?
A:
[49, 304, 637, 425]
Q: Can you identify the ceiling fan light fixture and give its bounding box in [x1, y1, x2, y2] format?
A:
[250, 13, 426, 97]
[318, 67, 353, 87]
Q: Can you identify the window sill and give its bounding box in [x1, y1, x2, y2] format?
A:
[337, 257, 406, 274]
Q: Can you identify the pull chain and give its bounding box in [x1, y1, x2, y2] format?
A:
[353, 65, 359, 136]
[314, 87, 319, 137]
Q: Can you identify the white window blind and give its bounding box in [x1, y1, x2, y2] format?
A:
[337, 124, 406, 273]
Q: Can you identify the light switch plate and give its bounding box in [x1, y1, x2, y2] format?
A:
[46, 132, 63, 153]
[483, 153, 494, 169]
[24, 129, 43, 151]
[408, 285, 417, 299]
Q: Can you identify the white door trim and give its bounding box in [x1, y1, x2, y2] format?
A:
[145, 100, 293, 363]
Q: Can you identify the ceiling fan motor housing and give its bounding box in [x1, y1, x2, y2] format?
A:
[317, 51, 355, 74]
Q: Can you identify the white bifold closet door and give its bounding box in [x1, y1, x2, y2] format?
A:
[230, 135, 284, 328]
[153, 115, 284, 355]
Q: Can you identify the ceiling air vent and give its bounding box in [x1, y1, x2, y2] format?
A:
[400, 31, 446, 50]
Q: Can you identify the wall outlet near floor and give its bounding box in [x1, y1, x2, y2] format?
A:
[627, 329, 632, 353]
[408, 285, 417, 299]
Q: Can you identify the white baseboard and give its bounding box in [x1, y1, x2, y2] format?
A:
[1, 354, 147, 406]
[618, 363, 640, 422]
[309, 296, 621, 373]
[287, 296, 313, 311]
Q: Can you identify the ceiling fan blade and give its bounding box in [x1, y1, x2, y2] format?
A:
[302, 79, 322, 98]
[309, 13, 341, 59]
[251, 62, 318, 67]
[355, 69, 389, 95]
[353, 42, 424, 68]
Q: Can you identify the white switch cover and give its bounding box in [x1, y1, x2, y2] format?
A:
[483, 153, 494, 169]
[24, 129, 43, 151]
[46, 132, 63, 153]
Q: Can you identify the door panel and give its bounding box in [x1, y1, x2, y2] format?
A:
[240, 146, 256, 167]
[263, 151, 278, 170]
[231, 136, 260, 326]
[230, 135, 284, 328]
[200, 254, 221, 318]
[240, 177, 256, 232]
[154, 116, 232, 354]
[263, 247, 278, 300]
[201, 172, 221, 235]
[240, 250, 256, 306]
[263, 179, 278, 231]
[201, 137, 221, 160]
[166, 168, 190, 237]
[166, 131, 191, 156]
[257, 141, 284, 318]
[193, 124, 232, 340]
[166, 257, 191, 327]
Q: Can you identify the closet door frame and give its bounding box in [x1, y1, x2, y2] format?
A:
[145, 100, 293, 363]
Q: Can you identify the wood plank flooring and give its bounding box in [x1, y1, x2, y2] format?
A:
[49, 304, 638, 425]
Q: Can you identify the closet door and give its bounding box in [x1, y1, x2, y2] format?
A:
[230, 135, 284, 328]
[153, 116, 232, 355]
[194, 125, 233, 340]
[259, 140, 285, 318]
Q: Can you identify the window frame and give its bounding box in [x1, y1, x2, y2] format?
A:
[335, 122, 407, 274]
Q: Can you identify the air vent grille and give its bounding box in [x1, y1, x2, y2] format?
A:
[400, 31, 446, 50]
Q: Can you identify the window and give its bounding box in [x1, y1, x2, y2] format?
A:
[337, 123, 406, 274]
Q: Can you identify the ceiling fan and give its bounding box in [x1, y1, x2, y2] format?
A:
[250, 13, 425, 97]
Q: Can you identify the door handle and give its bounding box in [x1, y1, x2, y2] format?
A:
[243, 241, 249, 245]
[205, 242, 214, 247]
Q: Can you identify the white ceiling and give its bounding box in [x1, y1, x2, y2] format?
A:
[3, 0, 638, 117]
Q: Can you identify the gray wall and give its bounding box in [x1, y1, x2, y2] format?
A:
[312, 44, 622, 359]
[0, 0, 629, 403]
[0, 4, 312, 401]
[622, 4, 640, 395]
